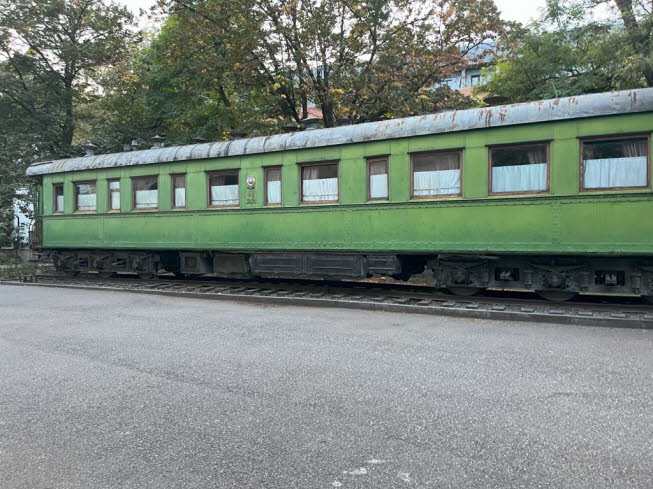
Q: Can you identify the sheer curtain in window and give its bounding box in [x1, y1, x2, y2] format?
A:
[210, 174, 239, 206]
[76, 184, 97, 211]
[134, 178, 158, 209]
[174, 188, 186, 207]
[491, 146, 547, 193]
[302, 165, 338, 202]
[109, 181, 120, 210]
[413, 153, 460, 196]
[135, 190, 158, 208]
[369, 160, 388, 199]
[266, 168, 281, 204]
[583, 139, 647, 189]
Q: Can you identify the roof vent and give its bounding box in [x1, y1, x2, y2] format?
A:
[230, 130, 246, 139]
[193, 136, 207, 144]
[83, 143, 97, 157]
[483, 94, 509, 107]
[150, 135, 165, 149]
[281, 123, 300, 133]
[300, 116, 321, 130]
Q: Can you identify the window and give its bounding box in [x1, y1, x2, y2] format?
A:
[490, 143, 549, 194]
[265, 167, 282, 205]
[367, 157, 389, 200]
[470, 74, 481, 86]
[108, 179, 120, 211]
[53, 184, 64, 213]
[74, 181, 97, 212]
[301, 162, 338, 203]
[172, 174, 186, 208]
[581, 136, 649, 190]
[132, 176, 158, 210]
[411, 151, 461, 198]
[208, 171, 239, 207]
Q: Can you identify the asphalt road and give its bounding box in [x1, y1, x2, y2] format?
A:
[0, 285, 651, 489]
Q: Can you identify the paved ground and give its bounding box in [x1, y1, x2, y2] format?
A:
[0, 285, 651, 489]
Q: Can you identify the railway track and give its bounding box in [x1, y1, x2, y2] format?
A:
[3, 273, 653, 328]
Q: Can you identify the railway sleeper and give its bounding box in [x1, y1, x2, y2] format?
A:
[50, 250, 653, 301]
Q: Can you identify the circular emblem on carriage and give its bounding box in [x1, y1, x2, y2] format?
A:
[246, 175, 256, 189]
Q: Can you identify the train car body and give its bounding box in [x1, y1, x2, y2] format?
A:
[27, 89, 653, 300]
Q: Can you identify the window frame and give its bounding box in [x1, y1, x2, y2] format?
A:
[206, 170, 240, 208]
[108, 178, 121, 212]
[488, 141, 551, 196]
[470, 74, 481, 86]
[131, 175, 159, 211]
[53, 183, 64, 214]
[73, 180, 98, 213]
[171, 173, 186, 209]
[264, 166, 282, 206]
[366, 156, 390, 201]
[579, 133, 651, 192]
[410, 150, 463, 200]
[299, 160, 340, 205]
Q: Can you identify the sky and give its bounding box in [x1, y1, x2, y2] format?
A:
[116, 0, 548, 25]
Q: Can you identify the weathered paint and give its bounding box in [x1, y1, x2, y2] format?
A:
[27, 88, 653, 176]
[36, 110, 653, 256]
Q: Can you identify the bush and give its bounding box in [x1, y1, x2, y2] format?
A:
[0, 257, 37, 279]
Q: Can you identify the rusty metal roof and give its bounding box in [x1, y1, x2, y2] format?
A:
[26, 88, 653, 176]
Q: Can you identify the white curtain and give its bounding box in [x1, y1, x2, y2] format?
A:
[210, 185, 239, 205]
[56, 195, 64, 212]
[266, 180, 281, 204]
[109, 181, 120, 210]
[302, 178, 338, 201]
[135, 189, 158, 209]
[413, 169, 460, 196]
[369, 160, 388, 199]
[583, 156, 647, 189]
[77, 193, 96, 211]
[110, 191, 120, 210]
[370, 174, 388, 199]
[174, 187, 186, 207]
[492, 163, 547, 193]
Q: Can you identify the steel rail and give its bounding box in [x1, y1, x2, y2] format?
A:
[2, 273, 652, 328]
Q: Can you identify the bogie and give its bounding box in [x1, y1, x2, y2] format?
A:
[48, 250, 653, 302]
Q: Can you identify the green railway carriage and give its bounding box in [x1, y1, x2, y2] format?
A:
[27, 88, 653, 300]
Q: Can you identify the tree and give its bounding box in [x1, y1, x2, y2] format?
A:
[479, 0, 652, 102]
[154, 0, 507, 128]
[0, 0, 137, 154]
[0, 0, 137, 245]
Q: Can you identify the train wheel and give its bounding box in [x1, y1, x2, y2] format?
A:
[63, 270, 80, 277]
[537, 290, 577, 302]
[137, 272, 156, 280]
[642, 296, 653, 305]
[97, 272, 115, 279]
[447, 286, 483, 297]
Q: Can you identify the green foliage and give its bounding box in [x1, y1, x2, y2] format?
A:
[0, 0, 137, 235]
[0, 257, 38, 279]
[479, 0, 653, 102]
[145, 0, 506, 128]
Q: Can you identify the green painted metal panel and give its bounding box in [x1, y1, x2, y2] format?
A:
[37, 112, 653, 256]
[41, 195, 653, 255]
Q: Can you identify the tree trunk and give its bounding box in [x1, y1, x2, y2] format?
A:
[321, 100, 336, 127]
[61, 80, 75, 150]
[613, 0, 653, 86]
